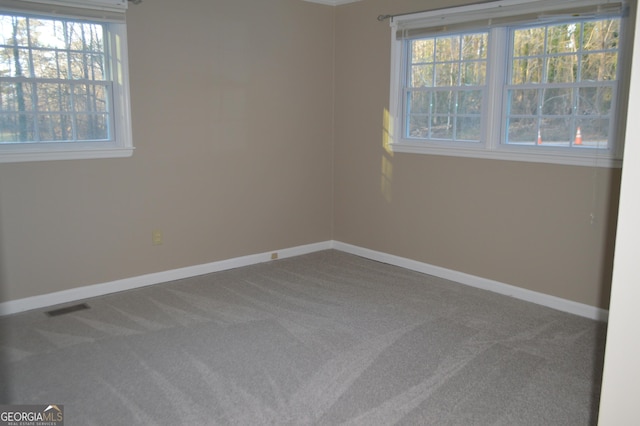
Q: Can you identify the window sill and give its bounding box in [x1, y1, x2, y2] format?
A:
[0, 145, 134, 163]
[390, 142, 622, 168]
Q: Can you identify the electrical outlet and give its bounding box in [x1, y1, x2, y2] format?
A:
[271, 252, 278, 260]
[152, 230, 163, 246]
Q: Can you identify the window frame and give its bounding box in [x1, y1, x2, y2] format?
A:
[0, 0, 132, 163]
[388, 0, 633, 168]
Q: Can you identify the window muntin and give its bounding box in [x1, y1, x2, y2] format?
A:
[0, 14, 113, 144]
[505, 18, 620, 150]
[405, 32, 488, 143]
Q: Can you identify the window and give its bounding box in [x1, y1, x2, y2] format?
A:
[389, 0, 633, 167]
[0, 0, 132, 163]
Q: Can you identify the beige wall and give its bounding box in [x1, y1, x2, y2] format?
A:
[0, 0, 624, 311]
[333, 0, 621, 309]
[0, 0, 335, 302]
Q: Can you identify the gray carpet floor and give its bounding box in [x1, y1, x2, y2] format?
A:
[0, 250, 606, 425]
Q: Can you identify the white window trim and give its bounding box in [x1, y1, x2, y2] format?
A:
[388, 0, 633, 168]
[0, 0, 133, 163]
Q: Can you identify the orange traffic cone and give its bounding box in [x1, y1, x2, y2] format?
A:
[575, 127, 582, 145]
[537, 129, 542, 145]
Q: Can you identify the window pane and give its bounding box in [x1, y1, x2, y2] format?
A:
[513, 27, 545, 57]
[69, 52, 88, 79]
[412, 38, 434, 63]
[458, 90, 482, 114]
[32, 50, 59, 78]
[408, 91, 431, 138]
[0, 113, 35, 142]
[1, 82, 20, 111]
[0, 46, 32, 77]
[456, 117, 481, 141]
[409, 91, 430, 114]
[581, 53, 617, 81]
[74, 84, 109, 113]
[38, 114, 72, 141]
[435, 63, 459, 86]
[87, 54, 106, 80]
[583, 19, 620, 51]
[30, 50, 71, 79]
[0, 16, 28, 46]
[69, 53, 105, 80]
[578, 86, 612, 115]
[576, 118, 609, 148]
[37, 83, 72, 112]
[542, 88, 573, 115]
[76, 113, 108, 140]
[411, 64, 433, 87]
[0, 53, 10, 75]
[66, 22, 103, 52]
[507, 117, 537, 145]
[408, 114, 429, 138]
[30, 19, 66, 49]
[547, 23, 579, 54]
[508, 89, 540, 115]
[540, 117, 572, 146]
[462, 61, 486, 85]
[546, 55, 578, 83]
[511, 58, 543, 84]
[54, 51, 70, 79]
[461, 33, 487, 60]
[0, 16, 15, 45]
[431, 116, 453, 139]
[435, 36, 460, 62]
[0, 81, 35, 111]
[433, 91, 455, 114]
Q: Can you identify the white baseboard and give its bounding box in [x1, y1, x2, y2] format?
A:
[0, 241, 332, 316]
[0, 240, 608, 321]
[333, 241, 609, 322]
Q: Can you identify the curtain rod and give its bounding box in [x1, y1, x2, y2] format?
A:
[377, 0, 504, 21]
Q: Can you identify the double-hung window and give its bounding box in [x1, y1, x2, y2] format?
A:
[0, 0, 132, 163]
[389, 0, 633, 167]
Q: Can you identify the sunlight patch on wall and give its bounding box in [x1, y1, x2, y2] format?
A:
[381, 108, 394, 202]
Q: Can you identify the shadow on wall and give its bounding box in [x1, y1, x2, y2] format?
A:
[0, 207, 9, 403]
[599, 170, 622, 310]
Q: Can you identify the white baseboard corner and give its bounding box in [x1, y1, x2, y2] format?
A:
[332, 241, 609, 322]
[0, 240, 608, 322]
